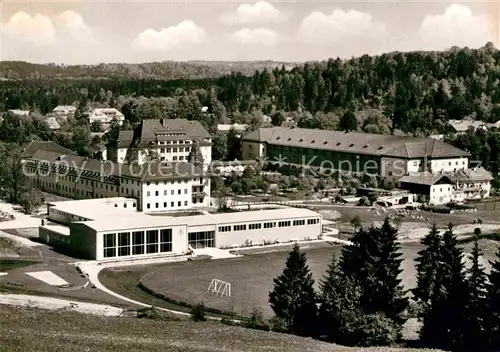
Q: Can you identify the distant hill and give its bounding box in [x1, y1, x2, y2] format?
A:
[0, 60, 298, 80]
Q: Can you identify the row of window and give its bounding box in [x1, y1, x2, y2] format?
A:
[158, 140, 189, 145]
[145, 179, 202, 186]
[159, 147, 190, 153]
[103, 229, 172, 258]
[188, 231, 215, 249]
[146, 189, 188, 197]
[146, 200, 189, 209]
[216, 218, 321, 233]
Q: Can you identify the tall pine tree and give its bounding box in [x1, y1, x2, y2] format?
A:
[463, 236, 488, 350]
[413, 224, 442, 312]
[487, 245, 500, 350]
[269, 243, 317, 336]
[338, 217, 408, 338]
[420, 223, 468, 350]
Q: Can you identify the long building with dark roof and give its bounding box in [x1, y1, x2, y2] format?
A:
[22, 142, 209, 212]
[241, 127, 492, 204]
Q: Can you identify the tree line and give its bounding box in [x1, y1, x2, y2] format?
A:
[2, 43, 500, 136]
[269, 218, 500, 350]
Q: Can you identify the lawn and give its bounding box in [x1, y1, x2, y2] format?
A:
[139, 244, 424, 317]
[138, 241, 498, 318]
[0, 260, 38, 272]
[0, 304, 443, 352]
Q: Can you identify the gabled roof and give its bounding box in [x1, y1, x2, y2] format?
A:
[447, 167, 493, 183]
[21, 141, 76, 159]
[140, 119, 210, 141]
[242, 127, 470, 159]
[26, 148, 204, 182]
[399, 172, 455, 186]
[46, 117, 60, 130]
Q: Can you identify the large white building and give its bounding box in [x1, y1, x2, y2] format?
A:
[22, 141, 210, 212]
[106, 118, 212, 171]
[38, 198, 323, 261]
[88, 108, 125, 125]
[241, 127, 493, 205]
[53, 105, 77, 117]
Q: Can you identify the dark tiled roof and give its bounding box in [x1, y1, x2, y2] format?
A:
[21, 141, 76, 159]
[447, 167, 493, 182]
[116, 119, 211, 149]
[140, 119, 210, 141]
[399, 173, 454, 186]
[26, 149, 203, 182]
[242, 127, 470, 159]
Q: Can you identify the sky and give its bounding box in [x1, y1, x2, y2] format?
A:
[0, 1, 498, 64]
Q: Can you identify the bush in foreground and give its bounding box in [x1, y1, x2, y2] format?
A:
[190, 302, 206, 322]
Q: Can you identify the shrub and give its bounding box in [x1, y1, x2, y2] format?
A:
[269, 316, 289, 333]
[474, 227, 482, 236]
[220, 311, 238, 326]
[242, 308, 270, 331]
[190, 302, 206, 322]
[349, 313, 398, 347]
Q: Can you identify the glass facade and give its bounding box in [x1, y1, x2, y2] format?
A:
[102, 228, 173, 258]
[188, 231, 215, 249]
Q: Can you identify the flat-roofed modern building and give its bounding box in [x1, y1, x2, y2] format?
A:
[39, 198, 323, 261]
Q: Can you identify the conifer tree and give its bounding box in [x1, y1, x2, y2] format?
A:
[463, 236, 488, 350]
[319, 253, 362, 342]
[371, 218, 408, 331]
[338, 218, 408, 337]
[487, 245, 500, 349]
[420, 223, 468, 350]
[269, 243, 317, 336]
[413, 224, 442, 311]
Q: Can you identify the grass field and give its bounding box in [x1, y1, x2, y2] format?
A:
[0, 304, 443, 352]
[137, 241, 498, 318]
[0, 260, 38, 271]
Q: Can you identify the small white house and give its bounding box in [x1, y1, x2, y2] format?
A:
[53, 106, 77, 117]
[88, 108, 125, 125]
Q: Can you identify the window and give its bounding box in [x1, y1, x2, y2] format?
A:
[188, 231, 215, 249]
[147, 203, 151, 209]
[103, 233, 116, 258]
[307, 218, 320, 225]
[118, 232, 130, 257]
[173, 156, 177, 161]
[184, 201, 188, 206]
[171, 201, 174, 207]
[179, 156, 184, 161]
[146, 182, 150, 186]
[164, 202, 167, 208]
[160, 229, 172, 252]
[164, 190, 168, 196]
[293, 219, 305, 226]
[171, 190, 175, 195]
[155, 203, 159, 208]
[264, 222, 276, 229]
[218, 225, 231, 232]
[173, 148, 178, 152]
[155, 191, 158, 196]
[160, 148, 165, 153]
[184, 189, 188, 194]
[146, 230, 158, 254]
[132, 231, 144, 255]
[249, 223, 262, 230]
[178, 201, 181, 206]
[278, 221, 291, 228]
[147, 191, 150, 196]
[233, 224, 247, 231]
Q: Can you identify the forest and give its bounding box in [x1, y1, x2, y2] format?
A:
[1, 44, 500, 184]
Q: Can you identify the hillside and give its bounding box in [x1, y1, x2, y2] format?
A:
[0, 305, 442, 352]
[0, 60, 295, 80]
